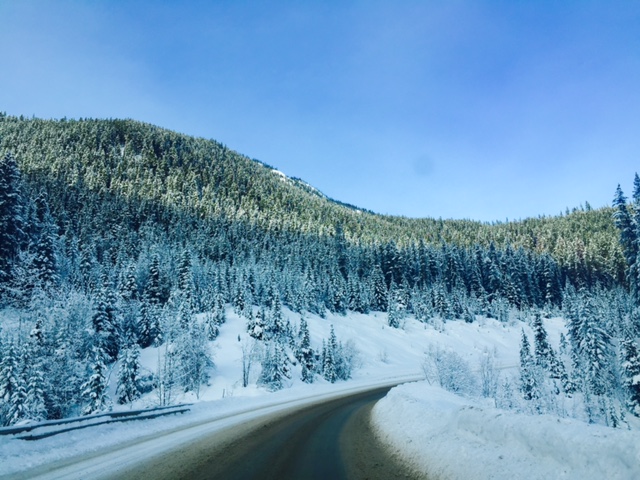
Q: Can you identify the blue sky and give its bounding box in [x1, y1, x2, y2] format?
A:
[1, 1, 639, 222]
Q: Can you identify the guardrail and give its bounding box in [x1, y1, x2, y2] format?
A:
[0, 404, 192, 440]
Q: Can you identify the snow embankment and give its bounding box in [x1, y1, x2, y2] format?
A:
[372, 382, 640, 480]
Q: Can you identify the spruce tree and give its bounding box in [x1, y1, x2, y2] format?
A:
[532, 314, 554, 369]
[519, 330, 540, 404]
[0, 153, 25, 291]
[137, 300, 153, 348]
[30, 193, 58, 291]
[248, 308, 265, 340]
[371, 266, 388, 312]
[269, 295, 285, 341]
[532, 314, 571, 394]
[387, 282, 406, 328]
[117, 344, 141, 405]
[259, 343, 291, 391]
[621, 334, 640, 416]
[82, 348, 111, 415]
[145, 254, 162, 305]
[613, 184, 638, 298]
[120, 263, 138, 302]
[23, 344, 47, 422]
[323, 326, 338, 383]
[176, 249, 195, 329]
[205, 312, 220, 340]
[175, 323, 211, 397]
[0, 342, 20, 425]
[582, 311, 613, 397]
[297, 318, 315, 383]
[8, 367, 28, 426]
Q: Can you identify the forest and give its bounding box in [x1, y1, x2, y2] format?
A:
[0, 114, 638, 427]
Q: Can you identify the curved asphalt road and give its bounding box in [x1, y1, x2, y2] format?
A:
[116, 386, 423, 480]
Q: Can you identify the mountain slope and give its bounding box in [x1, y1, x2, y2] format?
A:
[0, 114, 623, 278]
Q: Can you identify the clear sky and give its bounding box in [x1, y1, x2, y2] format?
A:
[1, 1, 639, 222]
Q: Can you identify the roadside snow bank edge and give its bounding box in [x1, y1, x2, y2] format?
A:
[371, 382, 640, 480]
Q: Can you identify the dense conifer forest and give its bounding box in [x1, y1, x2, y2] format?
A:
[0, 114, 638, 426]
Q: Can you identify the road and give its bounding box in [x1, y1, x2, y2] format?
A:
[7, 385, 424, 480]
[117, 386, 420, 480]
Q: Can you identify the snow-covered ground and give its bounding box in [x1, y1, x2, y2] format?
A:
[1, 308, 638, 478]
[372, 382, 640, 480]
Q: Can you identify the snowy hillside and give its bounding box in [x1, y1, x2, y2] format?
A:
[4, 305, 638, 478]
[123, 307, 529, 408]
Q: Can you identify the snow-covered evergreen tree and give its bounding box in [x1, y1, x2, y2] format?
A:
[117, 344, 141, 405]
[264, 294, 286, 341]
[621, 334, 640, 416]
[175, 323, 211, 398]
[323, 326, 338, 383]
[82, 348, 111, 415]
[29, 193, 59, 292]
[370, 266, 388, 312]
[297, 318, 315, 383]
[613, 184, 639, 299]
[532, 313, 571, 393]
[519, 330, 540, 405]
[247, 308, 265, 340]
[0, 153, 25, 291]
[387, 282, 406, 328]
[175, 249, 195, 329]
[24, 355, 47, 422]
[258, 343, 291, 391]
[0, 341, 20, 425]
[145, 254, 163, 305]
[7, 366, 28, 426]
[119, 263, 138, 302]
[204, 312, 219, 340]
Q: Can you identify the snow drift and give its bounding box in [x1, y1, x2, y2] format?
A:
[372, 381, 640, 480]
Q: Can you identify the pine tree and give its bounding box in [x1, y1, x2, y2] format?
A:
[102, 275, 121, 360]
[92, 278, 120, 361]
[267, 294, 285, 341]
[23, 344, 47, 422]
[613, 184, 638, 298]
[30, 193, 59, 291]
[519, 330, 540, 405]
[82, 349, 111, 415]
[0, 341, 20, 425]
[120, 263, 138, 302]
[581, 311, 613, 397]
[323, 326, 338, 383]
[387, 282, 406, 328]
[247, 308, 265, 340]
[329, 272, 347, 314]
[532, 314, 554, 369]
[297, 318, 315, 383]
[258, 343, 291, 391]
[137, 300, 153, 348]
[175, 323, 211, 397]
[371, 266, 388, 312]
[531, 313, 571, 394]
[620, 334, 640, 416]
[213, 291, 226, 325]
[233, 284, 246, 316]
[145, 254, 162, 305]
[205, 312, 219, 340]
[176, 249, 195, 329]
[8, 366, 28, 426]
[0, 153, 25, 291]
[117, 344, 141, 405]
